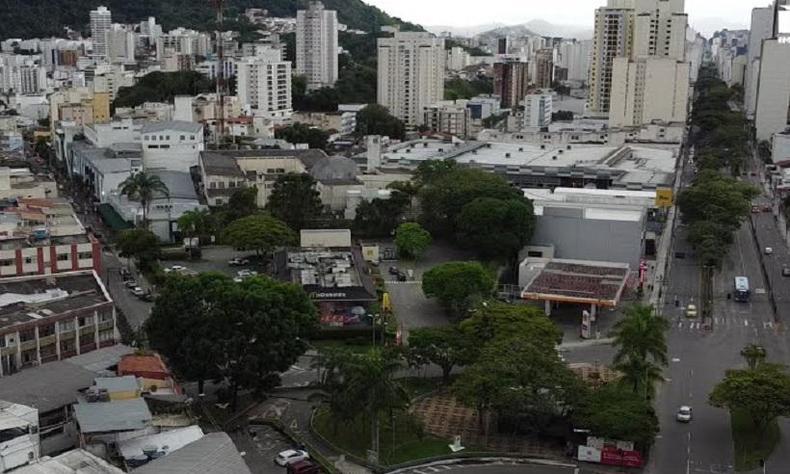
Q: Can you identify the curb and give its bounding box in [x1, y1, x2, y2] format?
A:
[386, 457, 578, 474]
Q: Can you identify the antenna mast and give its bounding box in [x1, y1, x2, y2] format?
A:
[211, 0, 227, 146]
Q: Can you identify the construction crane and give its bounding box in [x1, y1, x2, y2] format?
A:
[210, 0, 227, 146]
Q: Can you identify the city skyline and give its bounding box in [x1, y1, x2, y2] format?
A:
[365, 0, 772, 34]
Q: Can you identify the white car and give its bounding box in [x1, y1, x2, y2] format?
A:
[274, 449, 309, 466]
[130, 287, 146, 297]
[164, 265, 187, 274]
[765, 247, 774, 255]
[237, 269, 258, 278]
[686, 304, 698, 318]
[676, 406, 692, 423]
[228, 257, 250, 266]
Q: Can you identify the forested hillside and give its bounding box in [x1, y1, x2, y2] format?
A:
[0, 0, 421, 39]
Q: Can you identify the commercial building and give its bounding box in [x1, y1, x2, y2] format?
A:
[105, 24, 136, 64]
[377, 32, 445, 127]
[493, 58, 529, 109]
[0, 270, 118, 378]
[0, 401, 39, 472]
[0, 166, 58, 201]
[89, 6, 112, 62]
[533, 49, 554, 89]
[521, 93, 553, 128]
[140, 121, 204, 173]
[588, 1, 634, 117]
[236, 48, 293, 120]
[296, 1, 338, 90]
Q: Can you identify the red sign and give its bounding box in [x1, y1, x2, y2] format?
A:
[600, 447, 644, 468]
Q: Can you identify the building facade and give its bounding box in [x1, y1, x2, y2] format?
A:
[533, 49, 554, 89]
[424, 101, 472, 138]
[89, 6, 112, 62]
[588, 1, 635, 117]
[296, 1, 338, 91]
[523, 93, 553, 128]
[236, 49, 293, 120]
[377, 32, 445, 127]
[493, 59, 529, 109]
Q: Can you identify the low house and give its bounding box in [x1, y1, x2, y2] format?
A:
[0, 401, 39, 472]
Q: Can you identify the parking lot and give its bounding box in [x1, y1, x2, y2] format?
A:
[229, 424, 296, 474]
[161, 246, 269, 280]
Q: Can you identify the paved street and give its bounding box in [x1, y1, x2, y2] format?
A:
[396, 462, 614, 474]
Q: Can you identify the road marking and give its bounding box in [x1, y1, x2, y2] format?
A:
[678, 321, 683, 329]
[672, 358, 681, 363]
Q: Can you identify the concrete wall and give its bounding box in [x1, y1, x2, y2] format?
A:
[531, 207, 644, 270]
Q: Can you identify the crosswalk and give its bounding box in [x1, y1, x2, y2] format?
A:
[673, 317, 780, 334]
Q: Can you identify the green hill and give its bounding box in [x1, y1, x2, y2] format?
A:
[0, 0, 421, 40]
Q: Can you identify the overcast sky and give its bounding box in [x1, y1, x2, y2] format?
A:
[364, 0, 773, 32]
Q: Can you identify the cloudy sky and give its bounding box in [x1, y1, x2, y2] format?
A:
[364, 0, 773, 33]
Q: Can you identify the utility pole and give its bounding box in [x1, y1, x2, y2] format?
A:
[211, 0, 227, 147]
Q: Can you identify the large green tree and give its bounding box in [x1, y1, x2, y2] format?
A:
[456, 197, 535, 262]
[422, 262, 496, 318]
[275, 123, 330, 150]
[710, 364, 790, 433]
[177, 209, 214, 243]
[119, 172, 169, 228]
[266, 173, 324, 231]
[611, 305, 669, 398]
[407, 326, 471, 382]
[223, 214, 297, 257]
[394, 222, 432, 261]
[352, 192, 410, 237]
[355, 104, 405, 140]
[116, 229, 160, 272]
[574, 383, 659, 450]
[114, 71, 213, 108]
[145, 272, 318, 408]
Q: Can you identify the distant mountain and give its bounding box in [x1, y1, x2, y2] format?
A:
[0, 0, 421, 40]
[474, 20, 592, 41]
[425, 23, 507, 37]
[477, 25, 539, 41]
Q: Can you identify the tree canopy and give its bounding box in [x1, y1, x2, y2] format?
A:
[456, 197, 536, 262]
[114, 71, 213, 108]
[355, 104, 406, 140]
[265, 173, 324, 231]
[275, 123, 330, 150]
[611, 305, 669, 398]
[710, 364, 790, 432]
[574, 383, 659, 450]
[352, 192, 410, 238]
[145, 272, 318, 407]
[394, 222, 432, 261]
[222, 214, 297, 256]
[422, 262, 496, 318]
[407, 326, 471, 382]
[116, 229, 160, 272]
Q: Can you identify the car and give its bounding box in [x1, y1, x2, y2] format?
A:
[674, 252, 686, 259]
[130, 287, 146, 297]
[228, 257, 250, 266]
[752, 205, 761, 214]
[765, 247, 774, 255]
[237, 269, 258, 278]
[275, 449, 309, 466]
[139, 292, 154, 302]
[124, 280, 138, 289]
[287, 460, 320, 474]
[396, 271, 408, 282]
[783, 267, 790, 277]
[676, 406, 693, 422]
[164, 265, 186, 274]
[686, 304, 698, 318]
[118, 268, 131, 280]
[388, 266, 399, 275]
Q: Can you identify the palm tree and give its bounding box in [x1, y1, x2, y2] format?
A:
[741, 343, 767, 370]
[615, 355, 665, 399]
[612, 304, 670, 367]
[119, 172, 169, 229]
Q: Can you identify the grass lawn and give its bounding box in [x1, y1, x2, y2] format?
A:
[731, 409, 779, 471]
[313, 407, 454, 465]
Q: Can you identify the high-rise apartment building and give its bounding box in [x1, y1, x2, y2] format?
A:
[90, 6, 112, 62]
[377, 32, 445, 127]
[752, 1, 790, 140]
[533, 49, 555, 89]
[105, 24, 136, 64]
[236, 47, 293, 120]
[587, 1, 635, 117]
[558, 39, 592, 83]
[745, 7, 774, 118]
[296, 1, 338, 91]
[493, 58, 529, 108]
[606, 0, 690, 127]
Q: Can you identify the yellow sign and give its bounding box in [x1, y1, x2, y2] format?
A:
[381, 292, 392, 313]
[655, 188, 673, 208]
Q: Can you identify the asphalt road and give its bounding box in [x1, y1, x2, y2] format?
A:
[649, 153, 790, 473]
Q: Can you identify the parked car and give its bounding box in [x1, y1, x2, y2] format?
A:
[287, 460, 320, 474]
[765, 247, 774, 255]
[396, 271, 408, 282]
[130, 287, 146, 297]
[228, 257, 250, 266]
[783, 267, 790, 277]
[388, 266, 399, 275]
[119, 268, 131, 280]
[685, 304, 698, 318]
[237, 269, 258, 278]
[124, 280, 138, 289]
[139, 291, 154, 302]
[275, 449, 309, 466]
[164, 265, 186, 274]
[676, 406, 692, 423]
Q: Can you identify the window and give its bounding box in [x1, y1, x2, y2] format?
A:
[24, 256, 36, 265]
[57, 253, 69, 261]
[144, 136, 149, 141]
[78, 251, 93, 260]
[0, 259, 13, 267]
[160, 145, 170, 149]
[59, 320, 74, 332]
[151, 135, 157, 141]
[180, 135, 185, 141]
[190, 135, 195, 140]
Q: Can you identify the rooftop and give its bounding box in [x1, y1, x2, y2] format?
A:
[141, 121, 203, 134]
[14, 449, 125, 474]
[200, 148, 329, 176]
[118, 425, 204, 461]
[0, 271, 111, 333]
[95, 375, 139, 394]
[73, 397, 152, 433]
[0, 400, 36, 431]
[0, 360, 98, 412]
[119, 353, 170, 377]
[0, 198, 89, 249]
[521, 258, 630, 307]
[134, 432, 251, 474]
[276, 247, 376, 302]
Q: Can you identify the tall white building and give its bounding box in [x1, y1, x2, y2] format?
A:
[745, 6, 775, 117]
[105, 24, 136, 64]
[558, 40, 592, 83]
[296, 1, 338, 91]
[236, 47, 293, 120]
[523, 92, 553, 128]
[587, 1, 635, 117]
[377, 32, 445, 127]
[90, 6, 112, 62]
[752, 1, 790, 140]
[607, 0, 690, 127]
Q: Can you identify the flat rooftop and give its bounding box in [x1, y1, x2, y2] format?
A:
[0, 197, 88, 249]
[0, 271, 110, 332]
[276, 247, 377, 302]
[521, 258, 630, 307]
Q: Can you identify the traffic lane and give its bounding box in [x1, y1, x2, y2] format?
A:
[751, 213, 790, 316]
[430, 464, 583, 474]
[102, 253, 152, 332]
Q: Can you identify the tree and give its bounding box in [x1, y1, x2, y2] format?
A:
[352, 193, 410, 237]
[355, 104, 405, 140]
[145, 273, 318, 409]
[574, 383, 659, 450]
[444, 76, 493, 101]
[407, 326, 470, 382]
[418, 167, 524, 239]
[552, 110, 574, 121]
[177, 209, 214, 243]
[459, 302, 563, 356]
[741, 343, 767, 370]
[222, 214, 297, 257]
[116, 229, 160, 272]
[394, 222, 432, 261]
[119, 172, 169, 228]
[611, 305, 669, 398]
[422, 262, 495, 318]
[710, 364, 790, 433]
[266, 173, 323, 231]
[455, 197, 535, 262]
[114, 71, 213, 108]
[275, 123, 330, 150]
[677, 170, 757, 230]
[226, 186, 259, 221]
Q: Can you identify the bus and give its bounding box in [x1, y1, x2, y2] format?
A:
[734, 276, 750, 303]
